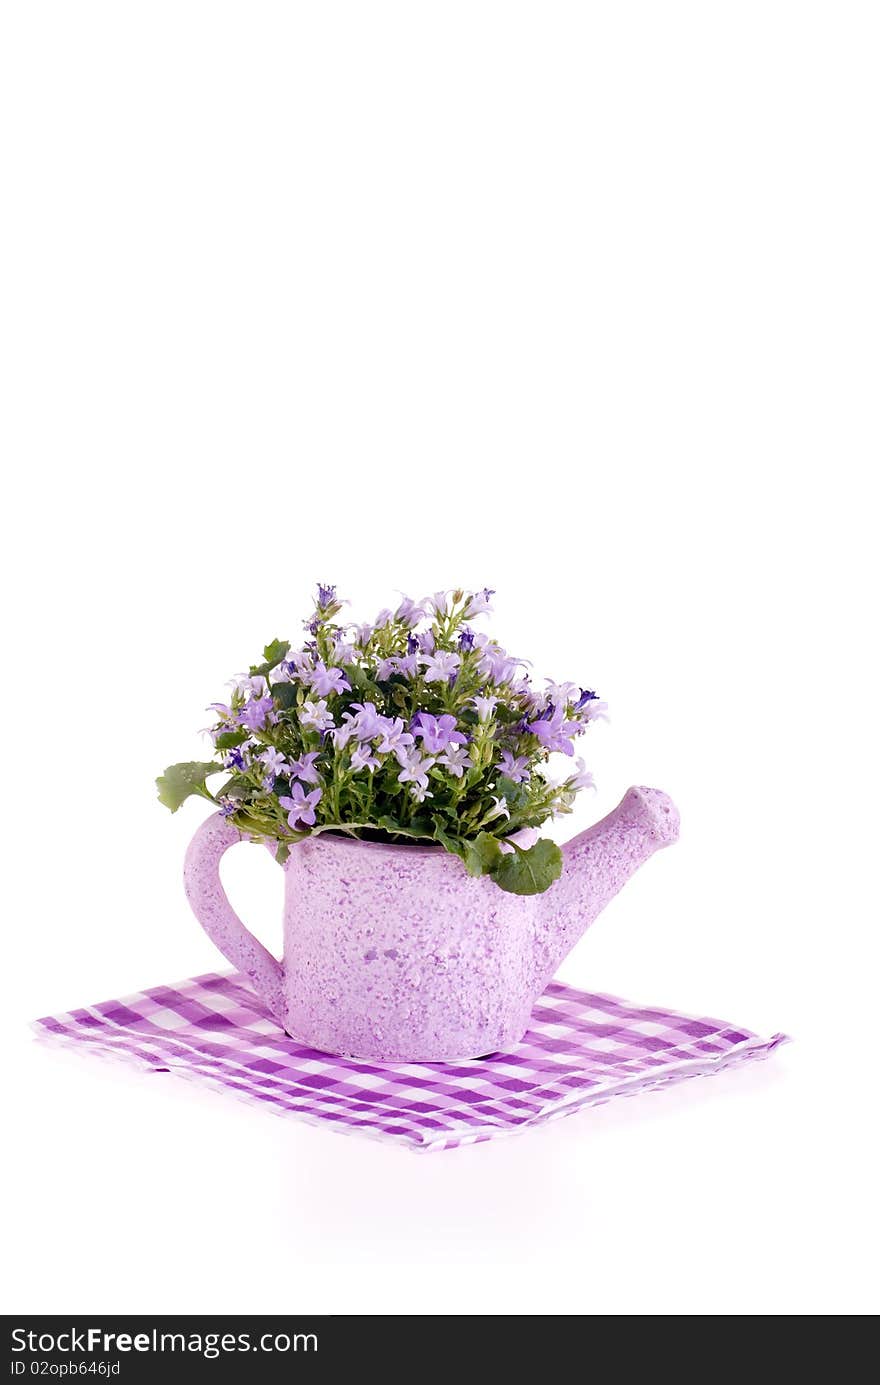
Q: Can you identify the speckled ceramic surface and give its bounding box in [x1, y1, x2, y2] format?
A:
[184, 785, 679, 1061]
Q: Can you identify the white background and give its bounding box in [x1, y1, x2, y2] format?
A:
[1, 2, 877, 1316]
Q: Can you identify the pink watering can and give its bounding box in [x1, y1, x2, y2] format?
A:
[184, 786, 679, 1062]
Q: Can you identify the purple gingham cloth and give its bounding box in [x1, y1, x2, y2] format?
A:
[33, 972, 788, 1151]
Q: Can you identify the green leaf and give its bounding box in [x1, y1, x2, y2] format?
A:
[156, 762, 221, 813]
[230, 813, 272, 836]
[251, 639, 291, 677]
[408, 815, 435, 837]
[344, 664, 383, 701]
[218, 776, 248, 800]
[495, 775, 531, 812]
[463, 831, 503, 877]
[491, 839, 563, 895]
[375, 816, 434, 843]
[214, 728, 248, 751]
[377, 814, 404, 836]
[270, 682, 299, 710]
[275, 841, 291, 865]
[264, 637, 290, 665]
[433, 822, 464, 858]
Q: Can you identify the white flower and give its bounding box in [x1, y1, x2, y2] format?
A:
[299, 699, 334, 732]
[437, 745, 473, 778]
[350, 743, 381, 773]
[259, 747, 289, 776]
[395, 748, 436, 789]
[484, 795, 509, 824]
[472, 694, 498, 722]
[421, 650, 461, 683]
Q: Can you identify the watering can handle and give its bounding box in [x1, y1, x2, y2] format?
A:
[183, 812, 287, 1025]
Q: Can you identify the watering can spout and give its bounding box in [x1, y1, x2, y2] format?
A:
[533, 786, 679, 990]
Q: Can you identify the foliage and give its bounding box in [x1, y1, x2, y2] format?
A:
[158, 587, 606, 894]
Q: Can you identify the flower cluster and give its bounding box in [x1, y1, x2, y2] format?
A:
[158, 587, 607, 894]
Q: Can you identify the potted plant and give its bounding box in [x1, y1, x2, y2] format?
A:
[160, 586, 676, 1060]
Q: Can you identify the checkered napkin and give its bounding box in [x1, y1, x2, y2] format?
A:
[33, 972, 788, 1151]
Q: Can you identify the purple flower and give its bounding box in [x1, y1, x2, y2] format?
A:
[478, 647, 520, 684]
[259, 747, 288, 776]
[458, 628, 476, 652]
[412, 712, 467, 753]
[395, 597, 425, 626]
[278, 783, 323, 830]
[375, 716, 414, 755]
[464, 588, 495, 618]
[287, 751, 321, 784]
[299, 699, 335, 732]
[231, 673, 269, 696]
[421, 650, 461, 683]
[308, 661, 351, 697]
[518, 687, 546, 715]
[394, 652, 419, 677]
[332, 716, 358, 750]
[316, 584, 336, 608]
[578, 697, 609, 723]
[419, 629, 436, 655]
[430, 591, 450, 617]
[528, 703, 580, 755]
[218, 797, 238, 818]
[274, 650, 314, 683]
[238, 695, 275, 731]
[498, 750, 530, 783]
[223, 747, 247, 771]
[408, 782, 433, 804]
[406, 634, 419, 655]
[350, 742, 381, 773]
[498, 827, 539, 855]
[567, 758, 596, 791]
[438, 744, 472, 778]
[472, 693, 499, 722]
[332, 639, 356, 665]
[349, 702, 384, 739]
[375, 657, 399, 680]
[395, 748, 435, 789]
[355, 623, 375, 646]
[546, 680, 581, 705]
